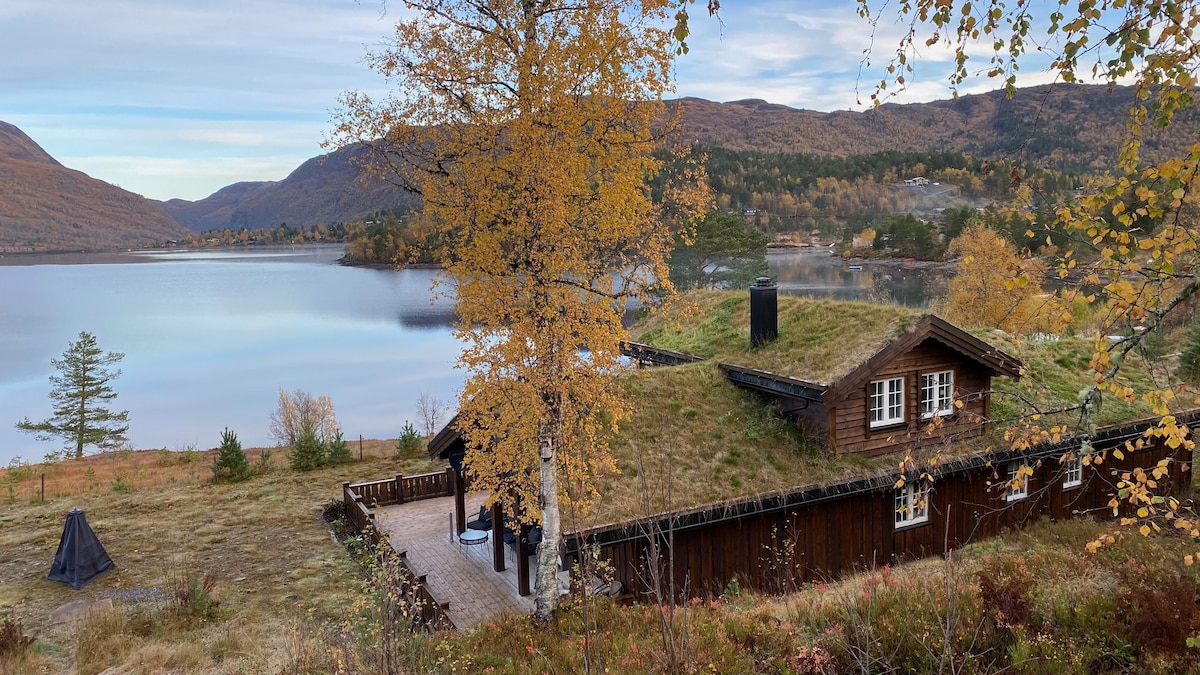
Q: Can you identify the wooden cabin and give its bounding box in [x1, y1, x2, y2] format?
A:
[716, 313, 1024, 456]
[420, 286, 1190, 600]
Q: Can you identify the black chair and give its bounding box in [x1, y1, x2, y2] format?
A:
[503, 525, 542, 557]
[466, 505, 493, 531]
[525, 525, 542, 556]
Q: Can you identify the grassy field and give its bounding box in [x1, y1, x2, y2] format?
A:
[0, 441, 442, 675]
[4, 441, 1200, 674]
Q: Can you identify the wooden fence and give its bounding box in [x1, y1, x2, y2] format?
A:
[341, 472, 456, 630]
[344, 467, 455, 511]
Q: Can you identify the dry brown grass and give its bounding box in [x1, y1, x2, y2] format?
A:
[0, 441, 442, 674]
[0, 438, 412, 503]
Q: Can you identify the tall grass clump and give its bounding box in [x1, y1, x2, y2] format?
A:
[75, 605, 136, 675]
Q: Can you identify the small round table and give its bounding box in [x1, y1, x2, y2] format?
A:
[458, 529, 489, 555]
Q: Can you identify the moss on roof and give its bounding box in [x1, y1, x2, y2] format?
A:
[633, 292, 918, 386]
[979, 332, 1157, 428]
[632, 291, 1163, 426]
[583, 361, 892, 527]
[577, 292, 1176, 524]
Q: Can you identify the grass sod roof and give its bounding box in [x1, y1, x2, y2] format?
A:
[633, 291, 1164, 427]
[573, 360, 889, 529]
[458, 292, 1178, 527]
[632, 291, 920, 386]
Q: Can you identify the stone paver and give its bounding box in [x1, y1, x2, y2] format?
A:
[376, 494, 536, 630]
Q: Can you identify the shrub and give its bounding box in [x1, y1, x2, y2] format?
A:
[0, 617, 33, 658]
[325, 429, 352, 465]
[395, 422, 423, 457]
[269, 389, 338, 447]
[172, 573, 221, 622]
[290, 427, 327, 472]
[110, 473, 130, 494]
[212, 427, 250, 482]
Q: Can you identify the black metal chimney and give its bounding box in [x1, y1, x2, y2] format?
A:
[750, 277, 778, 348]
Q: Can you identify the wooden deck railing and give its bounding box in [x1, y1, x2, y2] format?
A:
[340, 478, 455, 630]
[344, 468, 455, 511]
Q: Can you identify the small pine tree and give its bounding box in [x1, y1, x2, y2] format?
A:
[325, 429, 352, 465]
[213, 427, 250, 481]
[290, 426, 326, 471]
[395, 422, 423, 457]
[1180, 318, 1200, 383]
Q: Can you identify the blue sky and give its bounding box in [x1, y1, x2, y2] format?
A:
[0, 0, 1060, 202]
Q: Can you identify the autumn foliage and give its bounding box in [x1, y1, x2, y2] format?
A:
[942, 223, 1066, 335]
[332, 0, 707, 618]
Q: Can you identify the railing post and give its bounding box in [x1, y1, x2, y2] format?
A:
[396, 474, 405, 504]
[444, 466, 455, 497]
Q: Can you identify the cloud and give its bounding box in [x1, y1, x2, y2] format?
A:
[3, 0, 1124, 201]
[57, 155, 303, 201]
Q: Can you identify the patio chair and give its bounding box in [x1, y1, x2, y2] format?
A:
[466, 505, 493, 531]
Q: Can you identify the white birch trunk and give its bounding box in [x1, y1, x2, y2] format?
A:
[534, 431, 562, 622]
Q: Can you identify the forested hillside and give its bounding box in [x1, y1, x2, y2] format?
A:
[670, 83, 1198, 170]
[157, 144, 419, 233]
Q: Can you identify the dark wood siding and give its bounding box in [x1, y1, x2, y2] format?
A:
[830, 339, 994, 456]
[570, 430, 1189, 600]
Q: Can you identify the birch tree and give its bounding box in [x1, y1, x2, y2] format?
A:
[331, 0, 705, 620]
[811, 0, 1200, 548]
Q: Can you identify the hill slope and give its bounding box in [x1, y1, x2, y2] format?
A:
[168, 84, 1196, 233]
[0, 121, 191, 253]
[671, 83, 1196, 170]
[158, 144, 420, 232]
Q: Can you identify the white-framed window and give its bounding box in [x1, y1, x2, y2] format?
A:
[895, 481, 929, 527]
[920, 370, 955, 419]
[870, 377, 905, 428]
[1007, 462, 1029, 501]
[1063, 454, 1083, 489]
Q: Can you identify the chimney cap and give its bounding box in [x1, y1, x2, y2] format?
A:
[752, 277, 774, 287]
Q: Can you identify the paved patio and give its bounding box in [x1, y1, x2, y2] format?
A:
[375, 492, 537, 630]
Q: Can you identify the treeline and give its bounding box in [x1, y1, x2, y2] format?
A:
[694, 146, 1079, 232]
[188, 148, 1085, 265]
[182, 221, 348, 247]
[339, 210, 446, 266]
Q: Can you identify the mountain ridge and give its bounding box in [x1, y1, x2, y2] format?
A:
[0, 122, 191, 253]
[176, 84, 1164, 233]
[5, 83, 1196, 248]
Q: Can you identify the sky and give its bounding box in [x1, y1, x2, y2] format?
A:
[0, 0, 1065, 202]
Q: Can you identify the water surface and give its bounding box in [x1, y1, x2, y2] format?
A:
[0, 246, 939, 466]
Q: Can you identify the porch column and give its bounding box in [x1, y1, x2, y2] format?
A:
[517, 521, 531, 596]
[491, 500, 505, 572]
[453, 469, 466, 535]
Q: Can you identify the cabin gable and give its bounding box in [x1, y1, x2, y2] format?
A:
[825, 337, 995, 456]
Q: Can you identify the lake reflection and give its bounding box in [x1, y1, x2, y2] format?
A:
[0, 246, 462, 465]
[770, 248, 944, 307]
[0, 246, 940, 466]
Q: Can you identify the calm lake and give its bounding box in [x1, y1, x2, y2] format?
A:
[0, 246, 940, 466]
